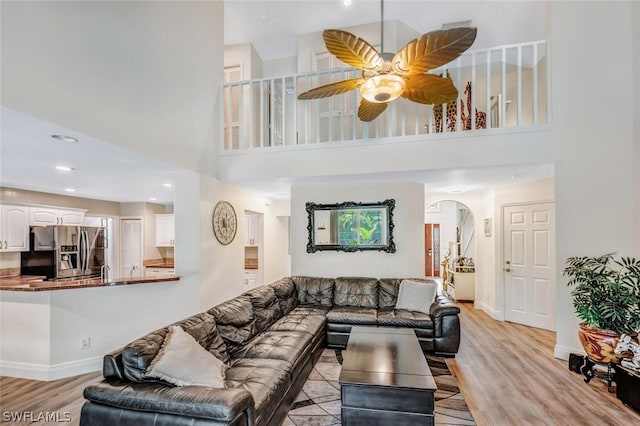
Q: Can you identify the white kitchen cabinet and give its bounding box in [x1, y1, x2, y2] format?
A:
[244, 270, 258, 288]
[29, 206, 84, 226]
[145, 267, 176, 277]
[244, 215, 259, 246]
[155, 214, 175, 247]
[0, 204, 29, 252]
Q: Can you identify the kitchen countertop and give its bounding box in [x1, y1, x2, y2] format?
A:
[0, 274, 179, 292]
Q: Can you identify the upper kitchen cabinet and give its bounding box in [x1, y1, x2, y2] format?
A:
[155, 214, 175, 247]
[0, 204, 29, 252]
[244, 214, 259, 246]
[29, 206, 85, 226]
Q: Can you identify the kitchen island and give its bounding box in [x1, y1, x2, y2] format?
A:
[0, 272, 198, 381]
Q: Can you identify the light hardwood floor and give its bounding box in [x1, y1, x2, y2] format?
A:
[1, 304, 639, 425]
[447, 303, 640, 426]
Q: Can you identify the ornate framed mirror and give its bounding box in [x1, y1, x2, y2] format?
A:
[306, 199, 396, 253]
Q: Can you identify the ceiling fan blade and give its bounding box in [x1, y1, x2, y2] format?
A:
[392, 27, 477, 75]
[401, 74, 458, 105]
[358, 99, 388, 122]
[323, 29, 383, 71]
[297, 78, 365, 100]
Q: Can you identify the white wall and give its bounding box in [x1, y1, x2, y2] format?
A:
[551, 2, 636, 359]
[291, 181, 424, 278]
[634, 2, 640, 254]
[198, 176, 291, 310]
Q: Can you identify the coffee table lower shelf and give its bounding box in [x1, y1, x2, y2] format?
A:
[341, 382, 434, 425]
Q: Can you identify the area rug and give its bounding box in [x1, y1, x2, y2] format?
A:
[284, 349, 475, 425]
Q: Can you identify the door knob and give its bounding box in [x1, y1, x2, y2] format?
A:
[505, 260, 511, 265]
[505, 267, 511, 272]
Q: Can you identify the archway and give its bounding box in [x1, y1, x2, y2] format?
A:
[425, 200, 476, 301]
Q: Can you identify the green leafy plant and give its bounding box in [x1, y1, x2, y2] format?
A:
[563, 253, 640, 334]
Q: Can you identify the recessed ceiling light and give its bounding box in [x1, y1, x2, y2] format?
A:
[55, 166, 76, 172]
[343, 0, 352, 6]
[149, 197, 157, 201]
[51, 134, 79, 143]
[447, 188, 466, 194]
[65, 188, 76, 193]
[162, 183, 172, 188]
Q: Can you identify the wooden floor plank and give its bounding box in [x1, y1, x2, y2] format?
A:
[1, 303, 639, 425]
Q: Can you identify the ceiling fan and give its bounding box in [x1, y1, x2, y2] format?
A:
[297, 3, 477, 122]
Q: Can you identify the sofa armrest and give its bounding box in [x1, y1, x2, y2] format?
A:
[430, 294, 460, 319]
[84, 380, 254, 425]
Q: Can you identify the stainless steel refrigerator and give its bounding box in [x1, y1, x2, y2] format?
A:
[21, 225, 105, 280]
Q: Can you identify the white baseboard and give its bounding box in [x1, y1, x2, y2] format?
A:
[474, 301, 502, 320]
[554, 344, 584, 361]
[0, 356, 102, 381]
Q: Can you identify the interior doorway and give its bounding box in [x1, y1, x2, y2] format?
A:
[120, 217, 143, 278]
[503, 202, 556, 330]
[244, 211, 264, 289]
[424, 224, 441, 276]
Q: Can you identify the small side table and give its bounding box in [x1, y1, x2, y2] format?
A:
[581, 357, 615, 392]
[614, 364, 640, 413]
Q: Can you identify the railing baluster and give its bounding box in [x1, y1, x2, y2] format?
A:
[293, 75, 297, 145]
[270, 80, 275, 146]
[259, 81, 264, 148]
[486, 51, 492, 129]
[471, 52, 476, 130]
[533, 43, 539, 125]
[501, 47, 507, 128]
[227, 82, 233, 149]
[316, 71, 320, 144]
[517, 46, 522, 127]
[239, 82, 244, 148]
[281, 77, 286, 146]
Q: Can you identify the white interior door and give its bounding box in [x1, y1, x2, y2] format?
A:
[120, 218, 143, 278]
[503, 202, 555, 330]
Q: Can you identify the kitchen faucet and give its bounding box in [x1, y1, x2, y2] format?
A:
[100, 264, 111, 281]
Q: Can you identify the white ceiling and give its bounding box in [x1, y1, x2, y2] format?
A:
[224, 0, 546, 61]
[0, 1, 550, 204]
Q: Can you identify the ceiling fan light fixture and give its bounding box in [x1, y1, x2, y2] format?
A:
[359, 74, 405, 103]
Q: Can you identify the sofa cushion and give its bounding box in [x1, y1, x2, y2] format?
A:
[268, 310, 326, 336]
[334, 277, 379, 308]
[147, 326, 226, 388]
[244, 285, 282, 333]
[225, 358, 291, 425]
[377, 308, 434, 329]
[378, 278, 402, 308]
[209, 295, 257, 352]
[233, 331, 312, 366]
[293, 276, 335, 306]
[396, 279, 437, 314]
[270, 277, 299, 315]
[289, 305, 332, 316]
[122, 312, 229, 383]
[326, 306, 378, 325]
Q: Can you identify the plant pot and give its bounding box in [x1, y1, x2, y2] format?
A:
[578, 323, 622, 364]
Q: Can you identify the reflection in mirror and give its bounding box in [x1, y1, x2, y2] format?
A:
[306, 199, 396, 253]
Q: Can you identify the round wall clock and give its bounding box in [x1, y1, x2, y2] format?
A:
[212, 200, 237, 245]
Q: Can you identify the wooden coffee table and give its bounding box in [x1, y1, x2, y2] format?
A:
[339, 326, 437, 425]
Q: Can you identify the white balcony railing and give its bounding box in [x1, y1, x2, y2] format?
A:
[221, 40, 548, 152]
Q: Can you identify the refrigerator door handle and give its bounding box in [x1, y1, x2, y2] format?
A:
[79, 230, 86, 272]
[84, 230, 89, 271]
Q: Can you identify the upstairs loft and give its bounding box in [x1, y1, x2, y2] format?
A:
[220, 39, 551, 185]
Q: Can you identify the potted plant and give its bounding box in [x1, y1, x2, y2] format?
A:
[563, 253, 640, 363]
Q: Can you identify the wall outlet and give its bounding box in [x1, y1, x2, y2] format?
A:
[80, 337, 91, 350]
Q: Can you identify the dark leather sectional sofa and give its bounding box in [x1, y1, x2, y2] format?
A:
[80, 276, 460, 426]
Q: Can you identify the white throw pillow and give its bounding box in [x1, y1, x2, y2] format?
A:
[147, 325, 226, 388]
[395, 279, 437, 314]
